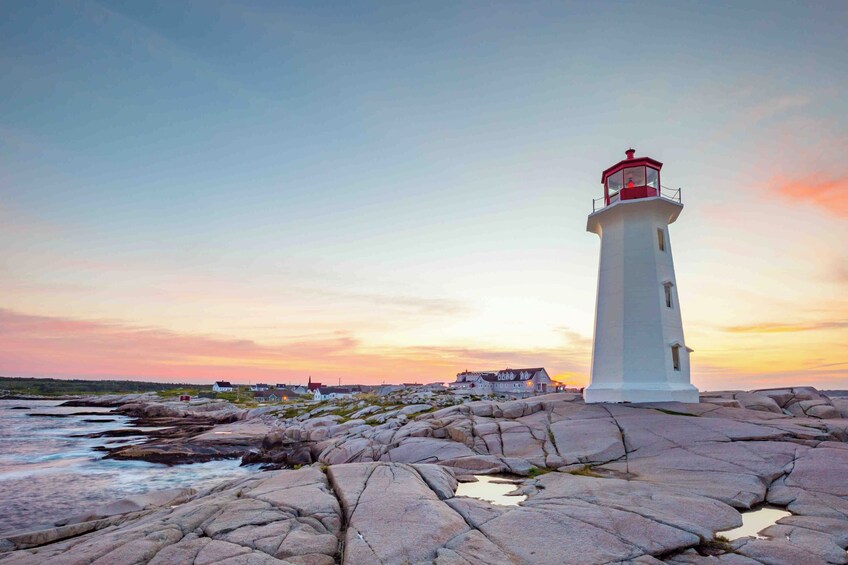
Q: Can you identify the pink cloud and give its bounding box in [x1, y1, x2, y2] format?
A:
[774, 174, 848, 218]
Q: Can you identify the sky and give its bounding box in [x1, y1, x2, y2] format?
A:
[1, 0, 847, 390]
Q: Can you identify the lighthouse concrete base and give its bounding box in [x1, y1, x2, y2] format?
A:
[584, 383, 700, 404]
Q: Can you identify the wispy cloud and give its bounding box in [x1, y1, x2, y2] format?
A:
[807, 361, 848, 370]
[724, 320, 848, 334]
[303, 288, 473, 317]
[552, 326, 593, 348]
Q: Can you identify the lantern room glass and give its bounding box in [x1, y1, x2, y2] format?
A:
[623, 166, 645, 188]
[646, 167, 659, 189]
[607, 170, 623, 193]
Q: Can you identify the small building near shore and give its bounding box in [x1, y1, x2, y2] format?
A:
[249, 383, 269, 392]
[212, 381, 234, 392]
[449, 368, 553, 397]
[313, 386, 355, 401]
[273, 387, 303, 400]
[253, 390, 280, 402]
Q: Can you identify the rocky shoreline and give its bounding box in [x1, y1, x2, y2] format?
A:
[2, 387, 848, 564]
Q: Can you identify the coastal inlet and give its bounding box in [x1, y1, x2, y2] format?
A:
[0, 399, 258, 535]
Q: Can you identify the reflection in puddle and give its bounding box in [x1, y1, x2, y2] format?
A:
[454, 475, 525, 506]
[718, 506, 792, 540]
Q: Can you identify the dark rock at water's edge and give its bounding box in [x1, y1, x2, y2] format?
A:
[55, 394, 253, 464]
[105, 443, 251, 465]
[9, 407, 30, 410]
[239, 433, 314, 469]
[98, 415, 252, 464]
[75, 422, 207, 439]
[60, 396, 148, 408]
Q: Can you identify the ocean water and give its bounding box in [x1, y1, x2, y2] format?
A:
[0, 399, 258, 535]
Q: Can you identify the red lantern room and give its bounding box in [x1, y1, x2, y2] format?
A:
[600, 148, 663, 206]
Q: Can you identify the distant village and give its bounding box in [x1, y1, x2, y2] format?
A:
[204, 367, 574, 403]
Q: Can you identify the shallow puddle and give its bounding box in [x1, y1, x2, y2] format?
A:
[718, 506, 792, 540]
[454, 475, 526, 506]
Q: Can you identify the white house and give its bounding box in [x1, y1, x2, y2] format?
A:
[212, 381, 234, 392]
[249, 383, 269, 392]
[450, 368, 553, 397]
[313, 386, 355, 401]
[584, 149, 699, 404]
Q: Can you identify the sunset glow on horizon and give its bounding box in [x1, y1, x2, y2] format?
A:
[2, 1, 846, 390]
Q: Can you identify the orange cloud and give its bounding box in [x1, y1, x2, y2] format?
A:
[0, 308, 588, 386]
[773, 174, 848, 217]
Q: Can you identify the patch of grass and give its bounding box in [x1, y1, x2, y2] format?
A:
[527, 466, 552, 478]
[325, 406, 361, 421]
[412, 406, 440, 418]
[355, 393, 398, 407]
[568, 465, 602, 478]
[276, 400, 330, 419]
[279, 407, 302, 419]
[155, 388, 201, 399]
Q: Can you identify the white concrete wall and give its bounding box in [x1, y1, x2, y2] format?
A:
[584, 197, 699, 403]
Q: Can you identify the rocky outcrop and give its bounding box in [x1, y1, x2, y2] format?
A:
[9, 450, 846, 564]
[0, 462, 745, 565]
[106, 419, 277, 465]
[59, 396, 258, 464]
[5, 389, 844, 564]
[0, 466, 343, 565]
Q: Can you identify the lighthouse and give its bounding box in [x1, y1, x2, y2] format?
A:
[584, 149, 699, 404]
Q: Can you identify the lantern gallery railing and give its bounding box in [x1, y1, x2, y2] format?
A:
[660, 185, 682, 203]
[592, 185, 683, 212]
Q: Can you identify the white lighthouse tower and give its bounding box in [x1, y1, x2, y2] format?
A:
[584, 149, 699, 404]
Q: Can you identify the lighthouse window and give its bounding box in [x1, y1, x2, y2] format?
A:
[607, 170, 623, 193]
[647, 167, 659, 189]
[623, 166, 646, 188]
[664, 283, 673, 308]
[671, 345, 681, 371]
[657, 228, 665, 251]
